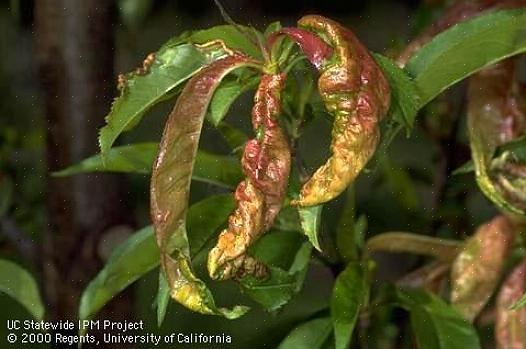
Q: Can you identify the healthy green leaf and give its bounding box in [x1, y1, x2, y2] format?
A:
[54, 143, 243, 189]
[156, 271, 170, 327]
[335, 187, 359, 263]
[208, 75, 259, 126]
[298, 205, 323, 252]
[240, 267, 297, 312]
[79, 225, 157, 323]
[374, 54, 420, 129]
[393, 288, 481, 349]
[277, 317, 332, 349]
[216, 122, 249, 151]
[0, 259, 44, 321]
[241, 231, 312, 311]
[331, 262, 367, 349]
[79, 195, 235, 323]
[406, 8, 526, 106]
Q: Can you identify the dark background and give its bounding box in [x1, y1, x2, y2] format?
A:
[0, 0, 508, 348]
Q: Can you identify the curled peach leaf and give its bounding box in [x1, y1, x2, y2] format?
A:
[151, 54, 259, 317]
[496, 259, 526, 349]
[283, 15, 390, 206]
[451, 215, 516, 321]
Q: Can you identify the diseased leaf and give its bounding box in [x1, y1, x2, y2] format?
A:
[278, 317, 332, 349]
[0, 259, 44, 321]
[451, 215, 516, 321]
[467, 60, 526, 215]
[331, 262, 367, 349]
[151, 55, 257, 317]
[99, 42, 231, 155]
[393, 287, 481, 349]
[366, 232, 462, 261]
[208, 74, 259, 126]
[513, 292, 526, 310]
[298, 205, 323, 251]
[406, 8, 526, 106]
[54, 143, 243, 189]
[496, 259, 526, 349]
[182, 25, 263, 60]
[80, 195, 235, 323]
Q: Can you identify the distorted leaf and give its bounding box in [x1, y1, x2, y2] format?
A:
[496, 259, 526, 349]
[468, 60, 526, 215]
[277, 317, 332, 349]
[99, 42, 232, 155]
[151, 55, 257, 317]
[331, 262, 367, 349]
[182, 25, 262, 59]
[0, 259, 44, 321]
[451, 215, 516, 321]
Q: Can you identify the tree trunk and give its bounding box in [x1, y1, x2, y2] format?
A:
[34, 0, 135, 345]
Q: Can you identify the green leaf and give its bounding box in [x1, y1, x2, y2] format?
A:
[278, 317, 332, 349]
[54, 143, 243, 189]
[264, 21, 282, 37]
[511, 292, 526, 310]
[156, 271, 170, 327]
[335, 187, 359, 263]
[183, 25, 262, 59]
[298, 205, 323, 252]
[79, 195, 235, 323]
[241, 231, 312, 311]
[393, 288, 481, 349]
[331, 262, 367, 349]
[216, 122, 249, 151]
[0, 259, 44, 321]
[374, 54, 420, 129]
[406, 8, 526, 106]
[79, 225, 157, 323]
[208, 75, 259, 126]
[99, 43, 224, 155]
[240, 267, 297, 312]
